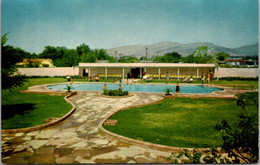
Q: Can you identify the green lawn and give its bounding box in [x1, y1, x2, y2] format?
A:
[73, 78, 115, 82]
[213, 80, 258, 89]
[104, 93, 258, 148]
[1, 78, 71, 129]
[1, 77, 116, 129]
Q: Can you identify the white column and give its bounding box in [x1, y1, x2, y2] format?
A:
[158, 68, 160, 80]
[88, 67, 91, 78]
[177, 68, 179, 80]
[122, 68, 125, 79]
[144, 68, 147, 72]
[216, 67, 219, 81]
[105, 67, 107, 79]
[196, 68, 199, 80]
[79, 68, 82, 77]
[140, 68, 142, 78]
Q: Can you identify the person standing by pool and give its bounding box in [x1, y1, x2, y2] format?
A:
[209, 70, 214, 85]
[119, 84, 123, 91]
[166, 72, 170, 84]
[103, 83, 107, 95]
[207, 73, 210, 85]
[127, 72, 130, 84]
[201, 73, 205, 85]
[175, 83, 180, 94]
[103, 83, 107, 90]
[131, 78, 135, 85]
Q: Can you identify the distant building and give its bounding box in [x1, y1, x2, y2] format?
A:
[16, 59, 55, 67]
[224, 58, 258, 67]
[224, 58, 247, 66]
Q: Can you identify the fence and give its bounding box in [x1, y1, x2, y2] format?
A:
[214, 68, 258, 78]
[17, 67, 79, 77]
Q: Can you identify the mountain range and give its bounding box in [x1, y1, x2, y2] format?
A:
[106, 42, 258, 58]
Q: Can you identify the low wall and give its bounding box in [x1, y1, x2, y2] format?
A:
[17, 67, 258, 78]
[17, 67, 79, 77]
[214, 68, 258, 78]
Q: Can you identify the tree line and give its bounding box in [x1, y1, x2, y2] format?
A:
[2, 33, 235, 68]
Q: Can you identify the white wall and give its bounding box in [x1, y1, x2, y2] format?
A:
[17, 67, 259, 78]
[215, 68, 258, 78]
[17, 67, 79, 76]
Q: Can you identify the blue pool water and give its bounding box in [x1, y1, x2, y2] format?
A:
[48, 83, 223, 93]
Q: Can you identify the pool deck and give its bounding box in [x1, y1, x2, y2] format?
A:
[1, 82, 257, 163]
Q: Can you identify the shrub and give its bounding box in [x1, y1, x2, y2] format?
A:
[26, 76, 51, 78]
[64, 84, 73, 92]
[218, 77, 258, 81]
[215, 92, 259, 163]
[167, 148, 230, 163]
[165, 87, 173, 95]
[104, 89, 128, 96]
[103, 89, 108, 95]
[71, 75, 82, 79]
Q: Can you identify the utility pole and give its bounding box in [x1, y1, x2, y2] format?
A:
[118, 54, 122, 62]
[145, 47, 148, 63]
[115, 51, 118, 62]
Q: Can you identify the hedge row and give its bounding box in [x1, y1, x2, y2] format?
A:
[218, 77, 258, 81]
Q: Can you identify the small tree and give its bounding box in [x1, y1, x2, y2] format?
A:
[215, 52, 230, 61]
[183, 46, 214, 64]
[153, 52, 182, 63]
[64, 84, 73, 92]
[215, 92, 259, 163]
[81, 52, 97, 63]
[1, 33, 27, 90]
[165, 87, 173, 95]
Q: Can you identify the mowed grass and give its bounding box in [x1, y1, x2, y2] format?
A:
[1, 78, 72, 129]
[104, 94, 258, 148]
[213, 80, 258, 89]
[73, 78, 116, 82]
[138, 79, 258, 89]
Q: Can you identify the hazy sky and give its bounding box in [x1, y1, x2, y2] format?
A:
[1, 0, 258, 53]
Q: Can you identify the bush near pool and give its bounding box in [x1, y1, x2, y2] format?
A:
[103, 89, 128, 96]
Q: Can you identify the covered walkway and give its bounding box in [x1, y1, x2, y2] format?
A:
[79, 63, 216, 80]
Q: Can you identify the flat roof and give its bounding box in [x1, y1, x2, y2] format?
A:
[225, 59, 247, 62]
[79, 63, 216, 68]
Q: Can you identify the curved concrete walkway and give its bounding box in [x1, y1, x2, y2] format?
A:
[2, 91, 175, 164]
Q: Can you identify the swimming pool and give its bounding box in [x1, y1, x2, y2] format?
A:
[48, 83, 223, 93]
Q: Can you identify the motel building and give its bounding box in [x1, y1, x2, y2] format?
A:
[78, 63, 216, 80]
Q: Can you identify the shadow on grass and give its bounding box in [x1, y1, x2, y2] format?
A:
[1, 103, 36, 120]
